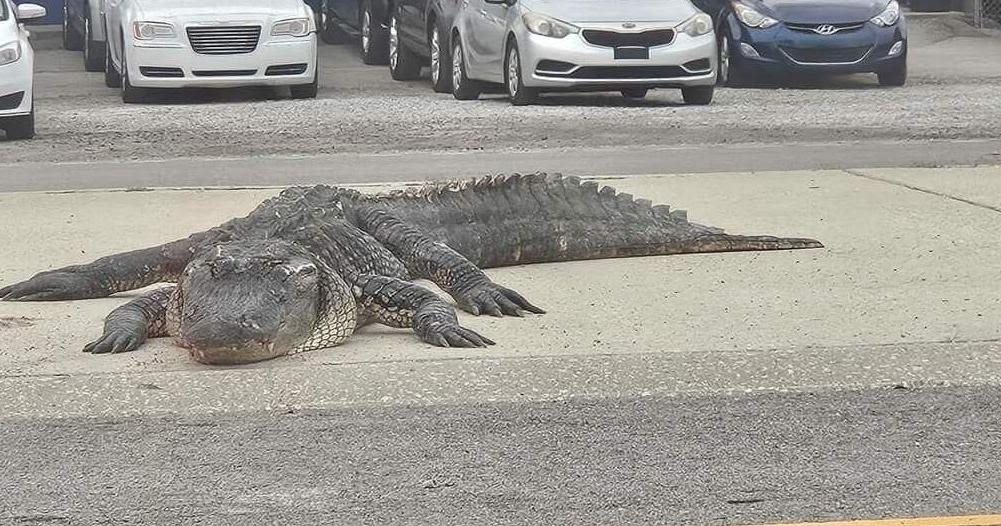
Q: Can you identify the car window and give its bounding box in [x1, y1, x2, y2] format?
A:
[0, 0, 8, 21]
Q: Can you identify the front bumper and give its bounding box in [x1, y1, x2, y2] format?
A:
[516, 25, 717, 90]
[127, 37, 317, 88]
[728, 15, 907, 74]
[0, 57, 32, 117]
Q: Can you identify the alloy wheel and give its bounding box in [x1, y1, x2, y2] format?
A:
[388, 16, 398, 70]
[84, 17, 91, 61]
[507, 47, 520, 98]
[321, 0, 328, 32]
[452, 42, 462, 89]
[62, 4, 69, 33]
[718, 35, 730, 86]
[430, 28, 441, 86]
[362, 10, 371, 54]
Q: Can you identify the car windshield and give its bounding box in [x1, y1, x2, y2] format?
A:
[0, 1, 8, 21]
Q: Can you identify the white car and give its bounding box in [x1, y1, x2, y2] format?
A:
[0, 1, 44, 140]
[103, 0, 319, 103]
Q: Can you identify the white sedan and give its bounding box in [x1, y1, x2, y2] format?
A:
[0, 1, 45, 139]
[103, 0, 319, 103]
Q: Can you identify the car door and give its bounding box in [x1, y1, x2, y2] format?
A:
[465, 0, 507, 81]
[103, 0, 126, 70]
[329, 0, 358, 30]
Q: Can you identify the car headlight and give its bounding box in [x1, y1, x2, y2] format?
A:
[677, 13, 713, 37]
[272, 18, 311, 37]
[522, 12, 578, 38]
[871, 0, 900, 26]
[133, 21, 176, 40]
[0, 41, 21, 66]
[733, 2, 779, 29]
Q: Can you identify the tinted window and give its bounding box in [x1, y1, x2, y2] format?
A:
[0, 0, 8, 21]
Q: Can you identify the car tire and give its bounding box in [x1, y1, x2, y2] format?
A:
[681, 85, 714, 105]
[505, 42, 538, 106]
[388, 8, 422, 81]
[621, 88, 648, 99]
[62, 4, 84, 51]
[319, 0, 352, 45]
[120, 50, 148, 104]
[451, 38, 480, 101]
[83, 12, 106, 72]
[717, 29, 741, 87]
[104, 46, 122, 88]
[877, 59, 907, 87]
[359, 0, 389, 65]
[3, 105, 35, 141]
[429, 20, 452, 93]
[291, 60, 320, 99]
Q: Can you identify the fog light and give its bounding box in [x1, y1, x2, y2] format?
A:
[740, 42, 760, 58]
[888, 41, 904, 57]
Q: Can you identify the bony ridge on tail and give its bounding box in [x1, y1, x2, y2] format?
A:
[0, 173, 823, 365]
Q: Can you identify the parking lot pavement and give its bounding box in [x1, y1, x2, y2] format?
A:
[2, 15, 1001, 164]
[2, 166, 1001, 524]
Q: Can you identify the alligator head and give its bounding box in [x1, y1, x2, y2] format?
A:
[172, 240, 356, 365]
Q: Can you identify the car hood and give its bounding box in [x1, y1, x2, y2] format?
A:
[743, 0, 890, 24]
[0, 17, 17, 43]
[519, 0, 699, 24]
[133, 0, 309, 19]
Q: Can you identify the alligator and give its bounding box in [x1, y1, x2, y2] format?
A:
[0, 173, 823, 365]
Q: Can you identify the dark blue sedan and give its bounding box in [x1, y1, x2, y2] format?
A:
[693, 0, 907, 86]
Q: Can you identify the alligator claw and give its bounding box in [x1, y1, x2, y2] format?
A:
[459, 283, 545, 318]
[83, 330, 143, 355]
[1, 272, 103, 302]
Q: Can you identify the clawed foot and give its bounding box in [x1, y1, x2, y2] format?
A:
[415, 305, 496, 348]
[458, 283, 545, 317]
[1, 271, 103, 302]
[83, 329, 145, 355]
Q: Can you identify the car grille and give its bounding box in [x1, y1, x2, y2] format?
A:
[0, 91, 25, 110]
[567, 66, 695, 80]
[780, 46, 871, 64]
[785, 22, 866, 34]
[192, 69, 258, 77]
[186, 26, 262, 55]
[582, 29, 675, 48]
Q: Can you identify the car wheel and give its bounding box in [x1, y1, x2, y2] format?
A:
[3, 105, 35, 141]
[388, 8, 422, 81]
[290, 59, 320, 99]
[429, 21, 452, 93]
[681, 85, 714, 105]
[359, 0, 389, 65]
[319, 0, 352, 45]
[104, 45, 122, 88]
[877, 59, 907, 87]
[717, 30, 734, 86]
[505, 42, 538, 106]
[62, 4, 84, 51]
[621, 88, 648, 99]
[120, 50, 148, 104]
[451, 37, 480, 100]
[83, 12, 106, 72]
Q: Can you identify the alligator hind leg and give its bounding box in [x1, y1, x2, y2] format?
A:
[353, 275, 494, 348]
[84, 286, 177, 354]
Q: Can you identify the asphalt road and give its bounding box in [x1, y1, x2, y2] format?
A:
[3, 15, 1001, 526]
[4, 386, 1001, 525]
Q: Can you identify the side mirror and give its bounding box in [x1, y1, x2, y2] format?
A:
[16, 3, 48, 23]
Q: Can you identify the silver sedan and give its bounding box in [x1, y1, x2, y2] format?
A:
[450, 0, 718, 105]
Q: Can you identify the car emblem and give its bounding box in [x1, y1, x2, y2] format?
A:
[622, 22, 637, 29]
[814, 24, 839, 35]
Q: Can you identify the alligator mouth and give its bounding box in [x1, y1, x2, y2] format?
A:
[181, 339, 286, 365]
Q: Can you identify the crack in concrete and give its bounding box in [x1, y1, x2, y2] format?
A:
[842, 168, 1001, 214]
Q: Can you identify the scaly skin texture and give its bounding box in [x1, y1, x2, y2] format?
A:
[0, 173, 823, 365]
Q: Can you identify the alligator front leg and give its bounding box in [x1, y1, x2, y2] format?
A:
[1, 236, 203, 302]
[84, 286, 176, 354]
[356, 210, 544, 317]
[354, 275, 494, 348]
